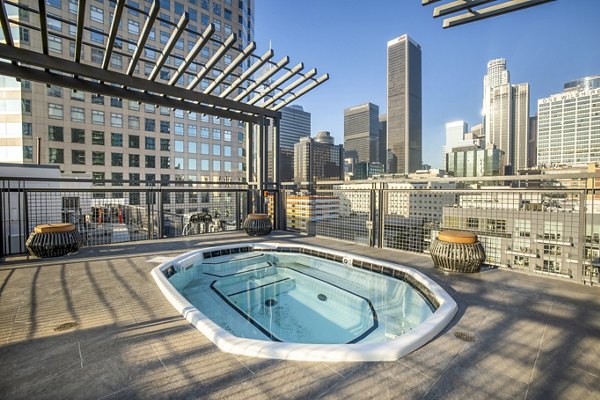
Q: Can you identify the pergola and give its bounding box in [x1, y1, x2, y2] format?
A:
[422, 0, 556, 28]
[0, 0, 329, 228]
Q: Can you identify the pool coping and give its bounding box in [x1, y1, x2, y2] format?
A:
[150, 242, 458, 362]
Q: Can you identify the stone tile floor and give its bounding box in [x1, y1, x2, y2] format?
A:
[0, 231, 599, 399]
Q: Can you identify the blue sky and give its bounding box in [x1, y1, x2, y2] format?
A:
[255, 0, 600, 168]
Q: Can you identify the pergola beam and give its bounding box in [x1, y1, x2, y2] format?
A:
[37, 0, 48, 55]
[259, 68, 317, 108]
[271, 74, 329, 111]
[0, 61, 263, 123]
[247, 62, 303, 105]
[168, 23, 215, 86]
[126, 0, 160, 76]
[442, 0, 555, 28]
[204, 41, 256, 95]
[186, 33, 237, 90]
[102, 0, 126, 69]
[0, 43, 279, 118]
[233, 56, 290, 102]
[74, 0, 86, 63]
[433, 0, 496, 17]
[219, 49, 274, 99]
[148, 12, 189, 81]
[0, 1, 14, 47]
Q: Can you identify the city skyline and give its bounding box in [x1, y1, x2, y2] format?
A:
[255, 0, 600, 168]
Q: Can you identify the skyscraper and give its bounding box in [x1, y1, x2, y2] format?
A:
[343, 103, 379, 165]
[378, 114, 387, 168]
[387, 35, 422, 174]
[267, 105, 311, 181]
[482, 59, 529, 174]
[0, 1, 254, 185]
[537, 76, 600, 167]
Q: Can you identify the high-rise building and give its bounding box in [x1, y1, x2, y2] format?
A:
[537, 76, 600, 167]
[528, 116, 537, 168]
[442, 121, 468, 167]
[387, 34, 422, 174]
[378, 114, 387, 167]
[0, 1, 254, 185]
[482, 59, 530, 174]
[343, 103, 379, 165]
[267, 105, 311, 182]
[294, 132, 344, 182]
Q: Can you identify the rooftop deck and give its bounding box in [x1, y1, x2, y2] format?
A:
[1, 232, 599, 399]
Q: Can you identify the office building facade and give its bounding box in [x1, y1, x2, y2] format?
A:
[387, 35, 422, 174]
[293, 131, 344, 182]
[537, 76, 600, 167]
[446, 145, 504, 177]
[343, 103, 379, 165]
[0, 0, 254, 187]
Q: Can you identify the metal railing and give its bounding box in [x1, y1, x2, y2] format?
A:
[281, 173, 600, 285]
[1, 177, 250, 256]
[3, 173, 599, 286]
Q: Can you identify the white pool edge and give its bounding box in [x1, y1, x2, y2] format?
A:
[151, 242, 458, 362]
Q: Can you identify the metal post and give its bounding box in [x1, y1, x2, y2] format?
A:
[235, 191, 241, 230]
[256, 117, 265, 213]
[378, 182, 385, 248]
[36, 137, 41, 165]
[273, 117, 283, 230]
[245, 121, 254, 214]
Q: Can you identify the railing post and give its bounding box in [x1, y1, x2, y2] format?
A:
[235, 191, 241, 230]
[378, 182, 385, 248]
[158, 186, 164, 238]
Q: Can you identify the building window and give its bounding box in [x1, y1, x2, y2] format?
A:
[110, 97, 123, 108]
[160, 156, 170, 169]
[71, 107, 85, 122]
[92, 172, 105, 186]
[145, 155, 156, 168]
[128, 19, 139, 35]
[111, 152, 123, 167]
[145, 137, 156, 150]
[23, 146, 33, 159]
[111, 132, 123, 147]
[129, 154, 140, 167]
[92, 94, 104, 105]
[145, 118, 156, 131]
[188, 125, 197, 137]
[48, 125, 64, 141]
[128, 116, 140, 129]
[129, 173, 140, 186]
[160, 120, 170, 133]
[72, 150, 85, 165]
[91, 48, 103, 63]
[129, 135, 139, 148]
[201, 143, 209, 155]
[224, 146, 231, 157]
[90, 31, 104, 44]
[174, 157, 183, 169]
[71, 90, 85, 101]
[48, 35, 62, 53]
[160, 138, 170, 151]
[71, 128, 85, 143]
[48, 148, 64, 163]
[48, 103, 63, 119]
[212, 160, 221, 171]
[111, 172, 123, 186]
[111, 113, 123, 127]
[201, 127, 209, 138]
[23, 122, 32, 136]
[212, 144, 221, 156]
[188, 159, 197, 170]
[188, 142, 197, 153]
[174, 122, 184, 135]
[92, 130, 104, 145]
[90, 5, 103, 22]
[92, 151, 105, 165]
[92, 110, 104, 124]
[174, 140, 184, 152]
[47, 85, 62, 98]
[212, 128, 221, 140]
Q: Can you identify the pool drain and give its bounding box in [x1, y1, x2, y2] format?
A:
[54, 321, 78, 332]
[318, 294, 327, 301]
[453, 331, 476, 342]
[265, 299, 277, 307]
